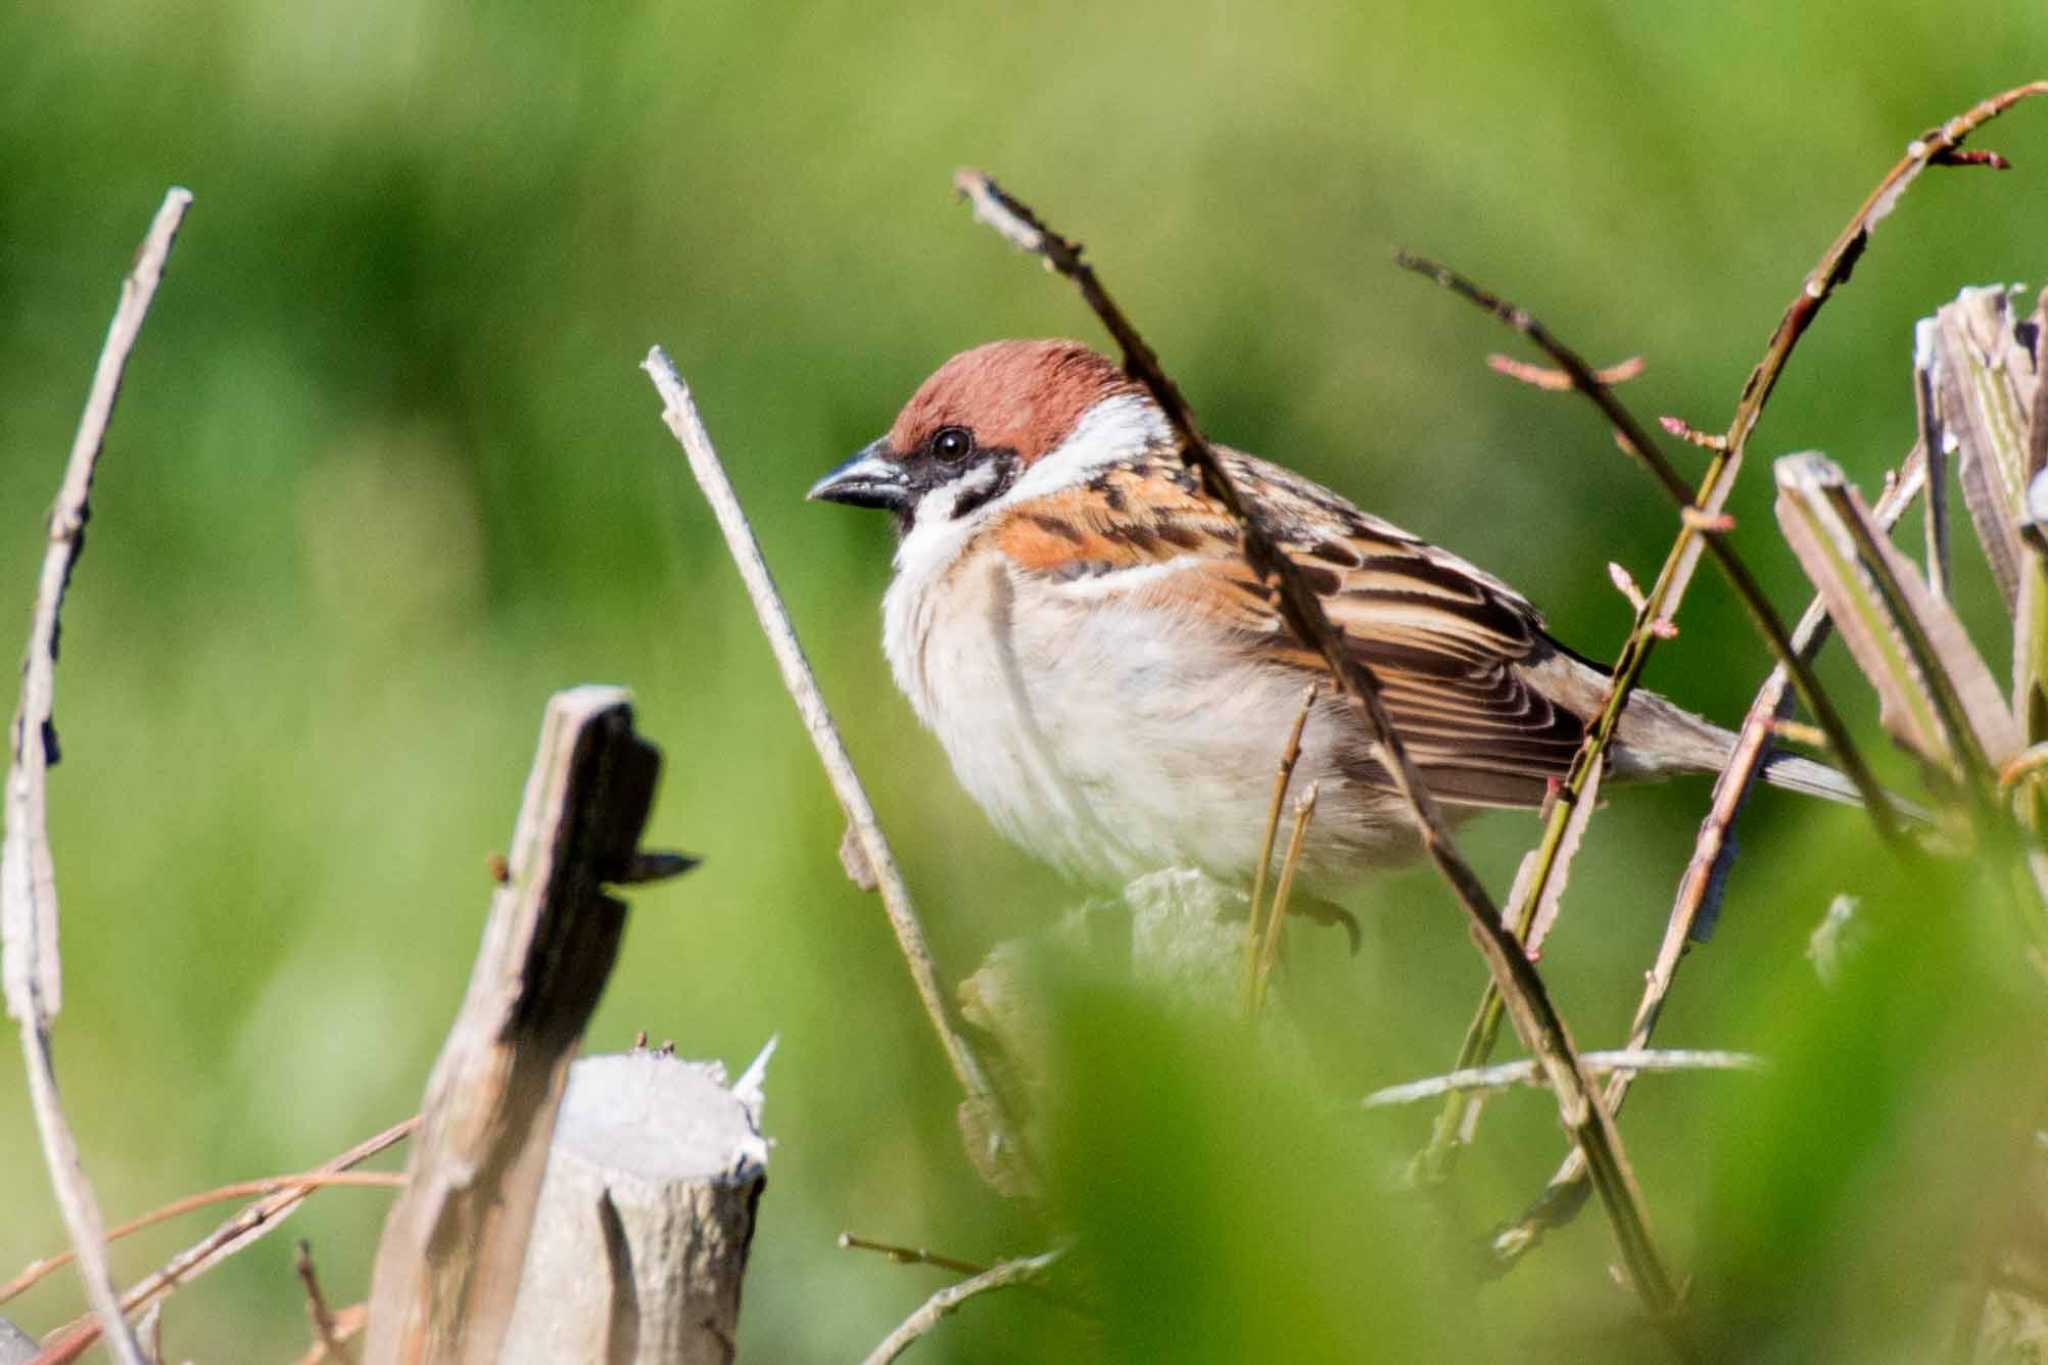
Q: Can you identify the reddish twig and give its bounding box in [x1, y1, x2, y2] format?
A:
[1492, 449, 1926, 1265]
[954, 168, 1691, 1346]
[295, 1241, 355, 1365]
[2, 187, 192, 1365]
[32, 1115, 416, 1364]
[1488, 352, 1643, 391]
[0, 1172, 405, 1305]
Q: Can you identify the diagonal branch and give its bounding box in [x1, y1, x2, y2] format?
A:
[32, 1115, 417, 1364]
[1362, 1048, 1762, 1108]
[859, 1249, 1062, 1365]
[953, 169, 1692, 1346]
[1489, 448, 1925, 1268]
[640, 349, 1032, 1197]
[1402, 78, 2048, 1173]
[2, 186, 192, 1365]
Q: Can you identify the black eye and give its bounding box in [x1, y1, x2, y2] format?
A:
[931, 426, 973, 462]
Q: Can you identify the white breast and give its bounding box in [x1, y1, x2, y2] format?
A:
[883, 551, 1393, 886]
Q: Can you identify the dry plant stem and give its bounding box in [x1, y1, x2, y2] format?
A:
[1362, 1049, 1761, 1108]
[0, 186, 192, 1365]
[296, 1241, 355, 1365]
[34, 1116, 417, 1365]
[860, 1250, 1061, 1365]
[838, 1234, 990, 1280]
[0, 1172, 406, 1305]
[955, 169, 1691, 1346]
[1241, 685, 1315, 1011]
[365, 688, 680, 1362]
[1404, 80, 2048, 1170]
[639, 350, 1026, 1192]
[293, 1308, 369, 1365]
[1492, 454, 1925, 1268]
[1251, 784, 1319, 1014]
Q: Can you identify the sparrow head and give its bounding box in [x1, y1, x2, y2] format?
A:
[808, 339, 1158, 531]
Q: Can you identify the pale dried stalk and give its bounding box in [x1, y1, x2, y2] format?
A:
[1363, 1049, 1761, 1108]
[35, 1116, 417, 1364]
[365, 688, 678, 1362]
[0, 1171, 405, 1305]
[1241, 685, 1315, 1011]
[954, 169, 1689, 1343]
[1250, 782, 1318, 1014]
[1, 186, 192, 1365]
[859, 1250, 1061, 1365]
[640, 349, 1028, 1195]
[1490, 461, 1932, 1267]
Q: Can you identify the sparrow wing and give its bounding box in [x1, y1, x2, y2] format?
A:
[989, 451, 1590, 809]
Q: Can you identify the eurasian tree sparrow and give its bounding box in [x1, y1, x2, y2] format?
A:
[809, 339, 1853, 888]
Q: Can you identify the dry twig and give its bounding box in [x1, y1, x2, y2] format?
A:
[1486, 79, 2048, 1265]
[1250, 783, 1319, 1014]
[859, 1249, 1062, 1365]
[640, 349, 1029, 1196]
[954, 168, 1690, 1344]
[1, 186, 192, 1365]
[1241, 686, 1316, 1012]
[1363, 1048, 1761, 1108]
[838, 1233, 991, 1280]
[295, 1241, 355, 1365]
[1404, 80, 2048, 1178]
[0, 1171, 404, 1305]
[34, 1115, 416, 1364]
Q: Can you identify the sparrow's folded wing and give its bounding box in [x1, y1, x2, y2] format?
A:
[991, 453, 1589, 809]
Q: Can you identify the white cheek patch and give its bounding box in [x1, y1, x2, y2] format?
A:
[1008, 394, 1170, 502]
[892, 393, 1170, 582]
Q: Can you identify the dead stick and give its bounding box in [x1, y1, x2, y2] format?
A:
[295, 1241, 355, 1365]
[1490, 449, 1926, 1266]
[0, 1172, 404, 1305]
[953, 168, 1692, 1349]
[1401, 81, 2048, 1170]
[2, 186, 192, 1365]
[639, 349, 1028, 1193]
[33, 1116, 416, 1364]
[859, 1250, 1061, 1365]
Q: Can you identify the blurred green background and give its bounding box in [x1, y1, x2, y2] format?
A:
[4, 1, 2047, 1359]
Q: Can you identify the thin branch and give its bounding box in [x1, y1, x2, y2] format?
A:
[294, 1241, 355, 1365]
[1490, 454, 1928, 1268]
[1725, 81, 2048, 456]
[954, 169, 1691, 1346]
[838, 1233, 990, 1280]
[1395, 251, 1895, 835]
[1363, 1049, 1761, 1108]
[0, 1171, 404, 1305]
[32, 1115, 416, 1364]
[1241, 685, 1316, 1012]
[1488, 352, 1644, 391]
[859, 1250, 1062, 1365]
[1250, 783, 1320, 1014]
[1397, 82, 2048, 1173]
[291, 1306, 367, 1365]
[640, 349, 1030, 1195]
[2, 186, 192, 1365]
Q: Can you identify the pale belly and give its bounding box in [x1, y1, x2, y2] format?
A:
[886, 561, 1406, 887]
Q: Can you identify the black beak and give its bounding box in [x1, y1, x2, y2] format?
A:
[806, 438, 909, 512]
